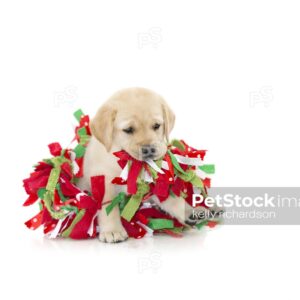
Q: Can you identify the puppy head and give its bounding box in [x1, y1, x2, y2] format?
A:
[90, 87, 175, 161]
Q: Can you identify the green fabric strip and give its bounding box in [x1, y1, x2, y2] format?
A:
[199, 164, 215, 174]
[51, 156, 70, 167]
[119, 196, 129, 213]
[177, 170, 207, 197]
[43, 191, 67, 219]
[169, 226, 184, 233]
[56, 183, 67, 202]
[171, 139, 185, 151]
[148, 167, 158, 180]
[147, 218, 174, 230]
[79, 135, 90, 145]
[42, 159, 53, 166]
[155, 159, 162, 168]
[195, 220, 208, 230]
[167, 150, 187, 174]
[77, 126, 90, 145]
[37, 188, 47, 199]
[73, 144, 86, 158]
[169, 190, 176, 198]
[106, 192, 126, 216]
[121, 181, 149, 221]
[73, 109, 84, 122]
[121, 194, 142, 222]
[46, 167, 61, 192]
[61, 209, 85, 238]
[77, 127, 87, 136]
[60, 205, 79, 214]
[180, 191, 187, 198]
[177, 170, 204, 189]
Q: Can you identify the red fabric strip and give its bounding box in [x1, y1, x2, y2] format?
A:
[161, 229, 183, 238]
[165, 153, 174, 178]
[23, 194, 38, 207]
[91, 175, 105, 209]
[48, 143, 62, 156]
[203, 178, 211, 188]
[121, 218, 147, 239]
[127, 161, 143, 194]
[69, 210, 96, 239]
[24, 210, 44, 230]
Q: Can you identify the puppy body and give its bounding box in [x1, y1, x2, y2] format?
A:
[78, 87, 202, 242]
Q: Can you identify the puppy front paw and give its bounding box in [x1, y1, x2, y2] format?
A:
[99, 227, 128, 243]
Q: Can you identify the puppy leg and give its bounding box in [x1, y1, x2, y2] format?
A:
[98, 205, 128, 243]
[98, 184, 128, 243]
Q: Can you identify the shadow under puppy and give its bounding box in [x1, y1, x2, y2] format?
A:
[78, 87, 208, 242]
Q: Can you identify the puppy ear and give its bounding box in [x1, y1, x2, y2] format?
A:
[161, 99, 175, 141]
[90, 104, 116, 152]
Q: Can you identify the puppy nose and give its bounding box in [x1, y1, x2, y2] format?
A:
[141, 145, 156, 158]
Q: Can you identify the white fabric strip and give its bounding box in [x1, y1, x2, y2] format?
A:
[145, 159, 165, 174]
[66, 138, 78, 151]
[174, 154, 204, 166]
[139, 202, 153, 209]
[69, 150, 76, 161]
[72, 161, 80, 175]
[195, 168, 206, 179]
[136, 221, 154, 237]
[49, 216, 67, 239]
[161, 160, 169, 170]
[76, 192, 87, 201]
[87, 212, 98, 237]
[120, 162, 129, 180]
[143, 169, 153, 183]
[69, 150, 80, 175]
[60, 213, 74, 233]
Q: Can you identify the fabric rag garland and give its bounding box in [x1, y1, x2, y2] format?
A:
[109, 140, 217, 238]
[23, 109, 217, 240]
[23, 109, 103, 239]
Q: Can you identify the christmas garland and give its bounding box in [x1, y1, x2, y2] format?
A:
[23, 109, 217, 239]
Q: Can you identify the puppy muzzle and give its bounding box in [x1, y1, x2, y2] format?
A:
[139, 144, 157, 160]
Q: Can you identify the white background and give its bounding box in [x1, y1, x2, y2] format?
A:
[1, 1, 299, 299]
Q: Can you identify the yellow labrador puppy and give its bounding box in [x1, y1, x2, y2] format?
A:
[78, 87, 204, 242]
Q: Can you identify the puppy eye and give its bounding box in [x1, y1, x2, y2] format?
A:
[153, 123, 161, 131]
[123, 127, 134, 134]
